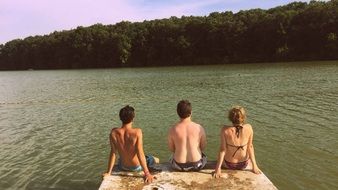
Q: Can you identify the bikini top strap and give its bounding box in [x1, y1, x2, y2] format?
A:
[226, 142, 247, 157]
[231, 143, 247, 157]
[235, 125, 243, 138]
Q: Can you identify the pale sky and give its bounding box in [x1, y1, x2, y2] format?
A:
[0, 0, 312, 44]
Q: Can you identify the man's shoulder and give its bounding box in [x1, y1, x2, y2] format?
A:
[191, 121, 204, 129]
[170, 122, 181, 131]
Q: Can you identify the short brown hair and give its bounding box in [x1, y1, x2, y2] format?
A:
[119, 105, 135, 124]
[228, 106, 246, 125]
[177, 100, 192, 119]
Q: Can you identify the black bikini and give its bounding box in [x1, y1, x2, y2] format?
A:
[226, 125, 247, 157]
[224, 125, 249, 170]
[226, 142, 248, 157]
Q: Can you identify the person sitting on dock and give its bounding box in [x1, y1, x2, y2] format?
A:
[168, 100, 207, 171]
[213, 106, 262, 178]
[102, 105, 159, 183]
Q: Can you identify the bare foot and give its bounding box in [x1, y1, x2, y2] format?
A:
[153, 156, 160, 164]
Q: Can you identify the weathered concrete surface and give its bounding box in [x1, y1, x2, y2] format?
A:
[99, 162, 277, 190]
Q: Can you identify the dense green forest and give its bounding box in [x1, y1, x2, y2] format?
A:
[0, 0, 337, 70]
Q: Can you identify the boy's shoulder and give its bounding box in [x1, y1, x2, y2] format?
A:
[132, 127, 143, 134]
[111, 127, 119, 131]
[110, 127, 120, 135]
[126, 127, 143, 136]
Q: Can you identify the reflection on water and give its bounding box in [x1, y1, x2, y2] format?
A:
[0, 61, 337, 189]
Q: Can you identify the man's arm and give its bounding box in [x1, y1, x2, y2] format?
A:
[167, 128, 175, 152]
[136, 129, 156, 183]
[199, 125, 207, 151]
[103, 131, 116, 177]
[213, 127, 227, 178]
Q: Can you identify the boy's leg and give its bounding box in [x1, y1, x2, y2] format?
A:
[145, 155, 160, 166]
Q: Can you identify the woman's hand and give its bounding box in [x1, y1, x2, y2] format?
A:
[102, 172, 111, 179]
[252, 166, 262, 174]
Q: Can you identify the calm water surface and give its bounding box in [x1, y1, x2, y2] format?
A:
[0, 61, 337, 190]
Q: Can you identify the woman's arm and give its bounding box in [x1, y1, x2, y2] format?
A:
[213, 127, 226, 178]
[247, 126, 262, 174]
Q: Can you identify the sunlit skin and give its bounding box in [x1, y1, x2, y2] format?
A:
[168, 115, 207, 163]
[213, 106, 262, 178]
[102, 121, 158, 183]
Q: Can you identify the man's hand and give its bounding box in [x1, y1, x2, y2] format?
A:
[212, 169, 222, 178]
[144, 173, 156, 183]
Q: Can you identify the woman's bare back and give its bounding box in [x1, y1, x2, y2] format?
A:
[223, 124, 252, 163]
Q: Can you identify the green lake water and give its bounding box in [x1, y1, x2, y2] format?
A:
[0, 61, 337, 189]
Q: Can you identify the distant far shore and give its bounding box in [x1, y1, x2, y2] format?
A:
[1, 1, 337, 70]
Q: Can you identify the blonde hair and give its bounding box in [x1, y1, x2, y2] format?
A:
[228, 106, 246, 126]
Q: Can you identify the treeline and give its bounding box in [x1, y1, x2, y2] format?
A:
[0, 0, 338, 70]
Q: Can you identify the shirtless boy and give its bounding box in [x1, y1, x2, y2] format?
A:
[103, 105, 158, 183]
[168, 100, 207, 171]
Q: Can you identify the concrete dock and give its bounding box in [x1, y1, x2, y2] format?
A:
[99, 162, 277, 190]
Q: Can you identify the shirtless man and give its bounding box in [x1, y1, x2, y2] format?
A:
[103, 105, 158, 183]
[168, 100, 207, 171]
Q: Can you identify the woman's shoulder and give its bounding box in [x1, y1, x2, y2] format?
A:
[222, 125, 233, 133]
[243, 123, 252, 128]
[243, 123, 253, 133]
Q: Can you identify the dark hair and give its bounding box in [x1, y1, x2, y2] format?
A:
[119, 105, 135, 124]
[177, 100, 192, 119]
[228, 106, 246, 126]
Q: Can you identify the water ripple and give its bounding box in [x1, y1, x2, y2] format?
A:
[0, 62, 337, 190]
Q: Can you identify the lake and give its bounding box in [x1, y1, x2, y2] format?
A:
[0, 61, 337, 189]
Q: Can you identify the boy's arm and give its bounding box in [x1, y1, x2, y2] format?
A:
[213, 127, 226, 178]
[103, 132, 116, 177]
[247, 126, 261, 174]
[167, 128, 175, 152]
[136, 129, 156, 183]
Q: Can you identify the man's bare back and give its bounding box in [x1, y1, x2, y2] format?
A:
[167, 100, 207, 172]
[168, 117, 206, 163]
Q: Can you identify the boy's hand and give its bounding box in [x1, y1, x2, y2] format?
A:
[144, 173, 156, 183]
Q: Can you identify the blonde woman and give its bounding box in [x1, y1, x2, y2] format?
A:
[213, 106, 261, 178]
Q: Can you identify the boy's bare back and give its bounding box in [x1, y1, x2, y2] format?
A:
[104, 105, 156, 183]
[111, 127, 142, 167]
